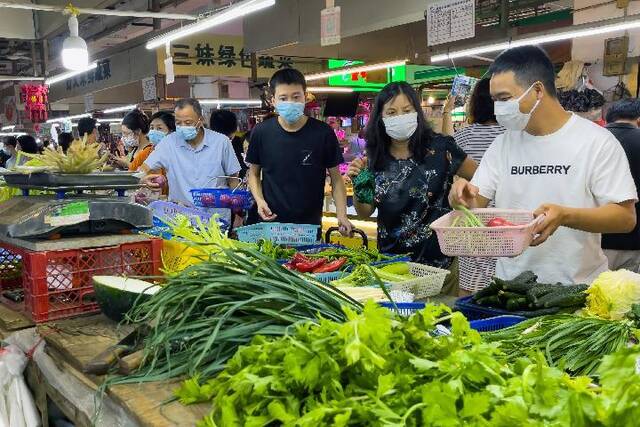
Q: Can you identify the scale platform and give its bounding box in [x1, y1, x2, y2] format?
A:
[0, 195, 153, 239]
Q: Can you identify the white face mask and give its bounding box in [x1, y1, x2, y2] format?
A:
[494, 83, 541, 131]
[382, 112, 418, 141]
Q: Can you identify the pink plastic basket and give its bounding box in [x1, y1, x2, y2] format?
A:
[430, 209, 540, 258]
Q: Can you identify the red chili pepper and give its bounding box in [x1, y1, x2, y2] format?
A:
[291, 252, 310, 266]
[312, 257, 348, 273]
[295, 258, 328, 273]
[487, 217, 516, 227]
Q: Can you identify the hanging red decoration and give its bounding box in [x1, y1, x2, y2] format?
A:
[20, 84, 49, 123]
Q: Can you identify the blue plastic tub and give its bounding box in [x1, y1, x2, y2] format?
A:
[236, 223, 319, 245]
[454, 295, 515, 320]
[190, 188, 253, 210]
[378, 302, 426, 317]
[469, 315, 526, 332]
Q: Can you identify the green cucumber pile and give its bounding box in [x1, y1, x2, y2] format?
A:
[471, 271, 588, 316]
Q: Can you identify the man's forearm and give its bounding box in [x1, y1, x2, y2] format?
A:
[331, 177, 348, 217]
[562, 202, 636, 233]
[247, 171, 265, 203]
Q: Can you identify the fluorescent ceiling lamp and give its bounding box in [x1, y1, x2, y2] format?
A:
[146, 0, 275, 49]
[46, 113, 91, 124]
[307, 86, 354, 93]
[97, 118, 124, 123]
[62, 16, 89, 70]
[431, 17, 640, 62]
[305, 60, 408, 82]
[0, 76, 45, 82]
[1, 125, 15, 131]
[199, 99, 262, 106]
[45, 62, 97, 85]
[102, 104, 137, 114]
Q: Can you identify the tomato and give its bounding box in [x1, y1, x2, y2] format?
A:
[487, 217, 516, 227]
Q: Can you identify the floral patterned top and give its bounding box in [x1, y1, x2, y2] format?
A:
[374, 135, 467, 268]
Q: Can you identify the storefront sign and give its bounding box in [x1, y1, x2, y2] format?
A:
[49, 44, 157, 102]
[65, 59, 112, 92]
[327, 59, 406, 90]
[321, 6, 341, 47]
[426, 0, 475, 46]
[156, 34, 320, 78]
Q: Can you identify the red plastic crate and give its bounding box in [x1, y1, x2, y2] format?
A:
[0, 248, 22, 290]
[0, 239, 162, 323]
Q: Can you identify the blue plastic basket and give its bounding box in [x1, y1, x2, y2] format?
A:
[455, 296, 552, 319]
[469, 315, 526, 332]
[236, 223, 319, 245]
[190, 188, 253, 210]
[313, 271, 348, 283]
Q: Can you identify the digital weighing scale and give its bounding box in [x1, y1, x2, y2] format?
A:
[0, 172, 153, 239]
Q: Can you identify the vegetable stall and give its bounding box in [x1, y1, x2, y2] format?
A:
[2, 197, 640, 426]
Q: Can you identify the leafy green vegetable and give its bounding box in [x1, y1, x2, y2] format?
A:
[331, 264, 414, 287]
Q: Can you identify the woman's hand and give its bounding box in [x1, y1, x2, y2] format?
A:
[347, 156, 368, 178]
[111, 154, 130, 170]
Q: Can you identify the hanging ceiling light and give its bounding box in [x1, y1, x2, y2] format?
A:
[62, 15, 89, 70]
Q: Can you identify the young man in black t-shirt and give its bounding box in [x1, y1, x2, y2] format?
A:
[246, 68, 352, 233]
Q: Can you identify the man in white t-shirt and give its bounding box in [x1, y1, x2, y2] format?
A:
[449, 45, 637, 284]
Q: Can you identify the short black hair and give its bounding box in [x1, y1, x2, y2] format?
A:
[16, 135, 39, 154]
[209, 109, 238, 137]
[605, 99, 640, 123]
[58, 132, 73, 154]
[269, 68, 306, 93]
[77, 117, 97, 137]
[150, 111, 176, 132]
[4, 136, 17, 148]
[468, 78, 496, 124]
[489, 45, 557, 98]
[122, 109, 150, 134]
[175, 98, 203, 117]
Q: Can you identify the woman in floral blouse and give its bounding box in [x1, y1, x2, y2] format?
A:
[348, 81, 477, 269]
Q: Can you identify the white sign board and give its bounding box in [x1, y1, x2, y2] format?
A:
[84, 93, 94, 112]
[164, 57, 175, 85]
[141, 76, 157, 101]
[321, 6, 341, 47]
[426, 0, 475, 47]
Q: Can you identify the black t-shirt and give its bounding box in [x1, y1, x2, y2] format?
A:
[246, 117, 343, 225]
[602, 123, 640, 250]
[374, 134, 466, 268]
[231, 136, 248, 179]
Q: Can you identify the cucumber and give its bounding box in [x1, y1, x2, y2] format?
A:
[501, 271, 538, 293]
[472, 281, 500, 301]
[544, 291, 587, 308]
[511, 306, 562, 318]
[475, 295, 500, 307]
[534, 290, 567, 308]
[498, 290, 524, 300]
[506, 297, 528, 311]
[526, 283, 563, 301]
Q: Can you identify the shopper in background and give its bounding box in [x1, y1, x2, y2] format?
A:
[453, 78, 505, 295]
[142, 98, 240, 205]
[58, 132, 73, 154]
[210, 109, 249, 179]
[601, 99, 640, 272]
[148, 111, 175, 147]
[16, 135, 39, 155]
[348, 81, 477, 279]
[246, 68, 352, 234]
[449, 45, 637, 284]
[2, 136, 18, 169]
[77, 117, 98, 144]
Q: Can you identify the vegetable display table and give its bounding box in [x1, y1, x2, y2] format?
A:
[0, 302, 208, 427]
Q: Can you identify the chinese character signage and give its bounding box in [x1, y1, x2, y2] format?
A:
[157, 35, 318, 78]
[20, 84, 48, 123]
[64, 59, 112, 91]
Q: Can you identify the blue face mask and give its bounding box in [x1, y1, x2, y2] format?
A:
[275, 101, 305, 124]
[148, 129, 167, 146]
[176, 124, 199, 141]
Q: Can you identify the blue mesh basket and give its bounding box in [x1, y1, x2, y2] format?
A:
[236, 223, 319, 245]
[190, 188, 253, 210]
[313, 271, 348, 283]
[378, 302, 425, 317]
[469, 315, 526, 332]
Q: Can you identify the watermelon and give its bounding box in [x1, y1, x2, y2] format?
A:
[93, 276, 160, 322]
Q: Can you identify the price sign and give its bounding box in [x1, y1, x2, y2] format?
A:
[141, 77, 157, 101]
[426, 0, 475, 47]
[321, 6, 341, 47]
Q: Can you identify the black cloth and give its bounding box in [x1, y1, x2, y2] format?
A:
[602, 122, 640, 250]
[246, 117, 343, 225]
[0, 151, 9, 168]
[374, 134, 467, 268]
[231, 136, 248, 179]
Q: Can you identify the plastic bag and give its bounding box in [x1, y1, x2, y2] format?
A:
[0, 344, 40, 427]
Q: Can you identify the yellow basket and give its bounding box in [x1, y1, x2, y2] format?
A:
[161, 239, 208, 274]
